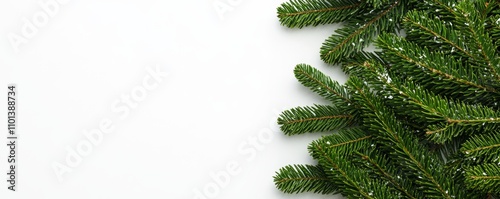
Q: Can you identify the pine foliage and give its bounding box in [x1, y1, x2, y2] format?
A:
[274, 164, 337, 194]
[273, 0, 500, 198]
[277, 104, 355, 135]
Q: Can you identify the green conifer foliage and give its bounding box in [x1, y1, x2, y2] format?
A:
[274, 0, 500, 198]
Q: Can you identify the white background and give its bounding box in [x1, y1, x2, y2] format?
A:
[0, 1, 346, 198]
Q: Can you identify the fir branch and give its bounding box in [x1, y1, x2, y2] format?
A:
[320, 0, 407, 64]
[377, 33, 495, 93]
[424, 0, 459, 16]
[310, 140, 398, 198]
[306, 128, 399, 198]
[376, 33, 500, 106]
[347, 76, 463, 199]
[350, 60, 448, 125]
[403, 11, 473, 58]
[455, 0, 500, 83]
[466, 163, 500, 194]
[414, 0, 470, 26]
[277, 104, 355, 135]
[462, 132, 500, 162]
[476, 0, 498, 20]
[277, 0, 364, 28]
[425, 111, 500, 143]
[353, 150, 421, 199]
[308, 127, 372, 158]
[294, 64, 353, 105]
[351, 60, 500, 143]
[274, 164, 337, 194]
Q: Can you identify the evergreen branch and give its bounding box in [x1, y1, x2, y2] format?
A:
[403, 11, 473, 58]
[353, 60, 500, 143]
[425, 109, 500, 143]
[312, 144, 375, 198]
[309, 127, 372, 159]
[354, 150, 421, 199]
[426, 0, 459, 16]
[455, 0, 500, 83]
[320, 0, 406, 64]
[466, 164, 500, 194]
[278, 104, 355, 135]
[274, 164, 337, 194]
[294, 64, 353, 105]
[414, 0, 462, 26]
[443, 150, 487, 197]
[352, 61, 447, 124]
[310, 141, 398, 198]
[347, 76, 462, 199]
[377, 33, 495, 92]
[376, 33, 500, 106]
[462, 132, 500, 162]
[277, 0, 364, 28]
[478, 0, 494, 19]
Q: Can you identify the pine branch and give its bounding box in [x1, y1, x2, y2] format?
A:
[348, 60, 447, 125]
[274, 164, 337, 194]
[348, 60, 500, 143]
[403, 10, 473, 58]
[389, 81, 500, 143]
[277, 104, 355, 135]
[309, 138, 399, 198]
[353, 149, 422, 199]
[320, 0, 407, 65]
[277, 0, 364, 28]
[376, 33, 500, 106]
[454, 0, 500, 83]
[294, 64, 353, 105]
[308, 127, 372, 159]
[419, 0, 459, 18]
[476, 0, 498, 20]
[462, 132, 500, 162]
[426, 112, 500, 143]
[466, 163, 500, 194]
[347, 76, 463, 199]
